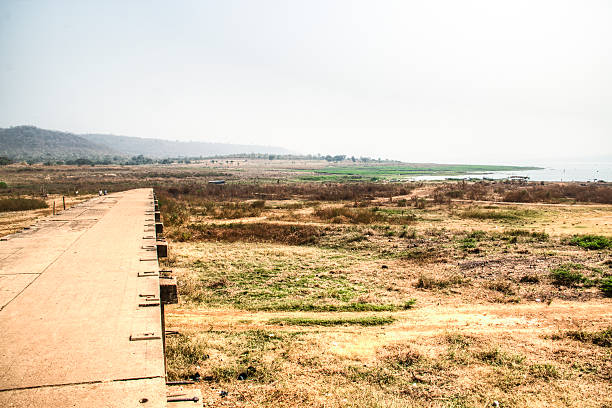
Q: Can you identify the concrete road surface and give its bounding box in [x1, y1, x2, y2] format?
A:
[0, 189, 166, 407]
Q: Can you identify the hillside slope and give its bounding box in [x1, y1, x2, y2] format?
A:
[0, 126, 119, 160]
[81, 133, 291, 158]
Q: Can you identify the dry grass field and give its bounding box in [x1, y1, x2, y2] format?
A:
[1, 162, 610, 407]
[157, 180, 611, 408]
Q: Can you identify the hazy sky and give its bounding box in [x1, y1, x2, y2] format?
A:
[1, 1, 611, 164]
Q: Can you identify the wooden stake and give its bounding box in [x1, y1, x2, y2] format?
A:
[62, 196, 66, 210]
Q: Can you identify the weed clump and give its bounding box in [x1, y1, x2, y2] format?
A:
[476, 348, 524, 368]
[550, 264, 588, 287]
[416, 274, 466, 289]
[561, 327, 612, 347]
[601, 277, 612, 297]
[166, 333, 208, 381]
[570, 235, 612, 250]
[529, 363, 560, 380]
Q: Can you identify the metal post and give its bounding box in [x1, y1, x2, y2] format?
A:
[62, 196, 66, 210]
[53, 201, 55, 216]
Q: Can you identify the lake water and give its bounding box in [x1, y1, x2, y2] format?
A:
[411, 162, 612, 182]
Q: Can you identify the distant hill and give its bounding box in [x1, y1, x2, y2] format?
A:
[0, 126, 291, 161]
[0, 126, 118, 160]
[81, 133, 291, 158]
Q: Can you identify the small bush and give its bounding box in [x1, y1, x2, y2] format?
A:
[503, 229, 549, 241]
[519, 274, 540, 284]
[416, 274, 466, 289]
[601, 277, 612, 297]
[379, 344, 422, 367]
[477, 348, 524, 368]
[0, 181, 7, 189]
[550, 264, 588, 287]
[0, 197, 48, 213]
[570, 235, 612, 250]
[487, 280, 516, 296]
[157, 196, 189, 226]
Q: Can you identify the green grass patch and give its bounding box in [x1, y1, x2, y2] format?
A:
[0, 197, 48, 212]
[569, 235, 612, 250]
[309, 164, 539, 179]
[459, 208, 538, 221]
[176, 243, 413, 311]
[268, 315, 396, 326]
[249, 301, 415, 312]
[549, 263, 589, 287]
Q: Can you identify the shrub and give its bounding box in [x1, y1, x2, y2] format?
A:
[416, 274, 466, 289]
[487, 280, 516, 296]
[570, 235, 612, 250]
[503, 229, 549, 241]
[0, 198, 48, 212]
[600, 277, 612, 297]
[519, 274, 540, 284]
[550, 264, 587, 287]
[157, 196, 189, 226]
[0, 181, 7, 189]
[477, 348, 524, 368]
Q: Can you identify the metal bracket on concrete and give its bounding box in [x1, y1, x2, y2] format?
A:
[139, 302, 161, 307]
[129, 332, 161, 341]
[138, 271, 159, 277]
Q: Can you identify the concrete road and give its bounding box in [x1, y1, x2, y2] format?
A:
[0, 189, 166, 407]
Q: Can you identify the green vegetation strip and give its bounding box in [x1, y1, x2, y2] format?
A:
[570, 234, 612, 250]
[268, 316, 396, 326]
[250, 300, 415, 312]
[459, 208, 539, 221]
[310, 164, 539, 177]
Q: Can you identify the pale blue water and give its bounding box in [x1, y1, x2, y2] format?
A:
[411, 162, 612, 182]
